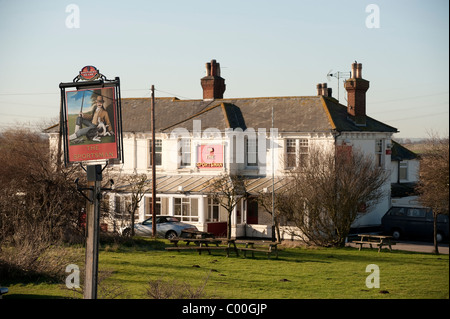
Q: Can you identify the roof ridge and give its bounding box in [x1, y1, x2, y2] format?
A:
[121, 96, 321, 102]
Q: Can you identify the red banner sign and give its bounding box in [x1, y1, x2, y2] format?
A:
[196, 144, 224, 169]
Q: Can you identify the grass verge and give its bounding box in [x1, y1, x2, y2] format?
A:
[2, 238, 448, 299]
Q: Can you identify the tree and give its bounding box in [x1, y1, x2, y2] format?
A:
[416, 134, 449, 254]
[0, 128, 85, 280]
[256, 187, 288, 242]
[279, 146, 389, 247]
[207, 173, 247, 240]
[0, 128, 84, 244]
[115, 173, 149, 237]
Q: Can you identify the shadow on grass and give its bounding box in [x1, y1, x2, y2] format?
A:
[3, 293, 66, 299]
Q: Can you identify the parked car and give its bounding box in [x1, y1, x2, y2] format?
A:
[121, 216, 198, 239]
[381, 206, 449, 242]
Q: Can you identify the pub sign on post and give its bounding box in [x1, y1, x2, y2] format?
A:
[59, 66, 123, 166]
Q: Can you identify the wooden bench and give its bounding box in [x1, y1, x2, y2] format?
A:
[353, 234, 396, 252]
[237, 241, 279, 259]
[165, 238, 238, 257]
[165, 246, 230, 255]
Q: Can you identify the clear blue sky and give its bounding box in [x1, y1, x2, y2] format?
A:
[0, 0, 448, 138]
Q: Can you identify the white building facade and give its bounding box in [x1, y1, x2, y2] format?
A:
[49, 60, 399, 239]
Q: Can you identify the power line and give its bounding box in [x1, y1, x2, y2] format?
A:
[370, 101, 449, 114]
[370, 91, 449, 105]
[384, 111, 449, 122]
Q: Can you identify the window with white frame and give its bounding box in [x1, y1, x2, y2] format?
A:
[145, 197, 161, 219]
[207, 197, 220, 222]
[174, 197, 198, 222]
[299, 139, 309, 167]
[149, 139, 162, 167]
[179, 138, 191, 167]
[285, 138, 309, 168]
[286, 139, 296, 168]
[245, 137, 258, 167]
[375, 139, 383, 167]
[114, 195, 133, 220]
[399, 161, 408, 180]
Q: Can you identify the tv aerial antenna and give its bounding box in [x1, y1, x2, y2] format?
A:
[326, 70, 351, 102]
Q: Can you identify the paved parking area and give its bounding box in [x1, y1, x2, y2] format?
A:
[347, 240, 449, 254]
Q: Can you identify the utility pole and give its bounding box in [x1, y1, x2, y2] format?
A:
[151, 85, 157, 238]
[271, 105, 275, 242]
[84, 164, 102, 299]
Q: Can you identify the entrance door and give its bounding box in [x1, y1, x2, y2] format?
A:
[247, 198, 258, 224]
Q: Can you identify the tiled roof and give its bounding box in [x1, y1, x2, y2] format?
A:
[391, 140, 418, 161]
[45, 95, 398, 134]
[321, 96, 398, 133]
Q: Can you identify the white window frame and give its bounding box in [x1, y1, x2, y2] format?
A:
[207, 197, 220, 222]
[179, 138, 191, 167]
[286, 138, 297, 169]
[245, 137, 258, 167]
[285, 138, 309, 168]
[298, 138, 309, 167]
[174, 197, 198, 222]
[375, 139, 384, 168]
[149, 139, 162, 167]
[399, 161, 408, 181]
[145, 197, 161, 219]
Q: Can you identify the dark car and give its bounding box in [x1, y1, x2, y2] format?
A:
[381, 206, 449, 242]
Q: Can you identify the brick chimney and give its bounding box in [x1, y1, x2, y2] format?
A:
[344, 62, 369, 126]
[316, 83, 332, 97]
[201, 59, 226, 100]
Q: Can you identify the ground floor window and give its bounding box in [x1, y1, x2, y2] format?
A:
[145, 197, 161, 219]
[174, 197, 198, 222]
[114, 195, 134, 220]
[207, 197, 220, 222]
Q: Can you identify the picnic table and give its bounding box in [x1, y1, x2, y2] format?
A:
[353, 234, 396, 252]
[166, 237, 239, 257]
[180, 229, 216, 239]
[236, 240, 280, 259]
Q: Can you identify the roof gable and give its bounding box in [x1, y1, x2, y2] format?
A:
[322, 97, 398, 133]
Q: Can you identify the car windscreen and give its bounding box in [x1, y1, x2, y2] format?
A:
[387, 207, 406, 216]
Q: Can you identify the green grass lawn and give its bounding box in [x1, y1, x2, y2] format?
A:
[3, 239, 449, 299]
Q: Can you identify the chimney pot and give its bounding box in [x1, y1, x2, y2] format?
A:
[322, 83, 328, 96]
[351, 62, 358, 78]
[317, 83, 331, 97]
[201, 59, 226, 100]
[216, 63, 221, 77]
[356, 63, 362, 79]
[211, 59, 217, 76]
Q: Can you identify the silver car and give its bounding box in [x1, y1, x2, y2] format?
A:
[122, 215, 198, 239]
